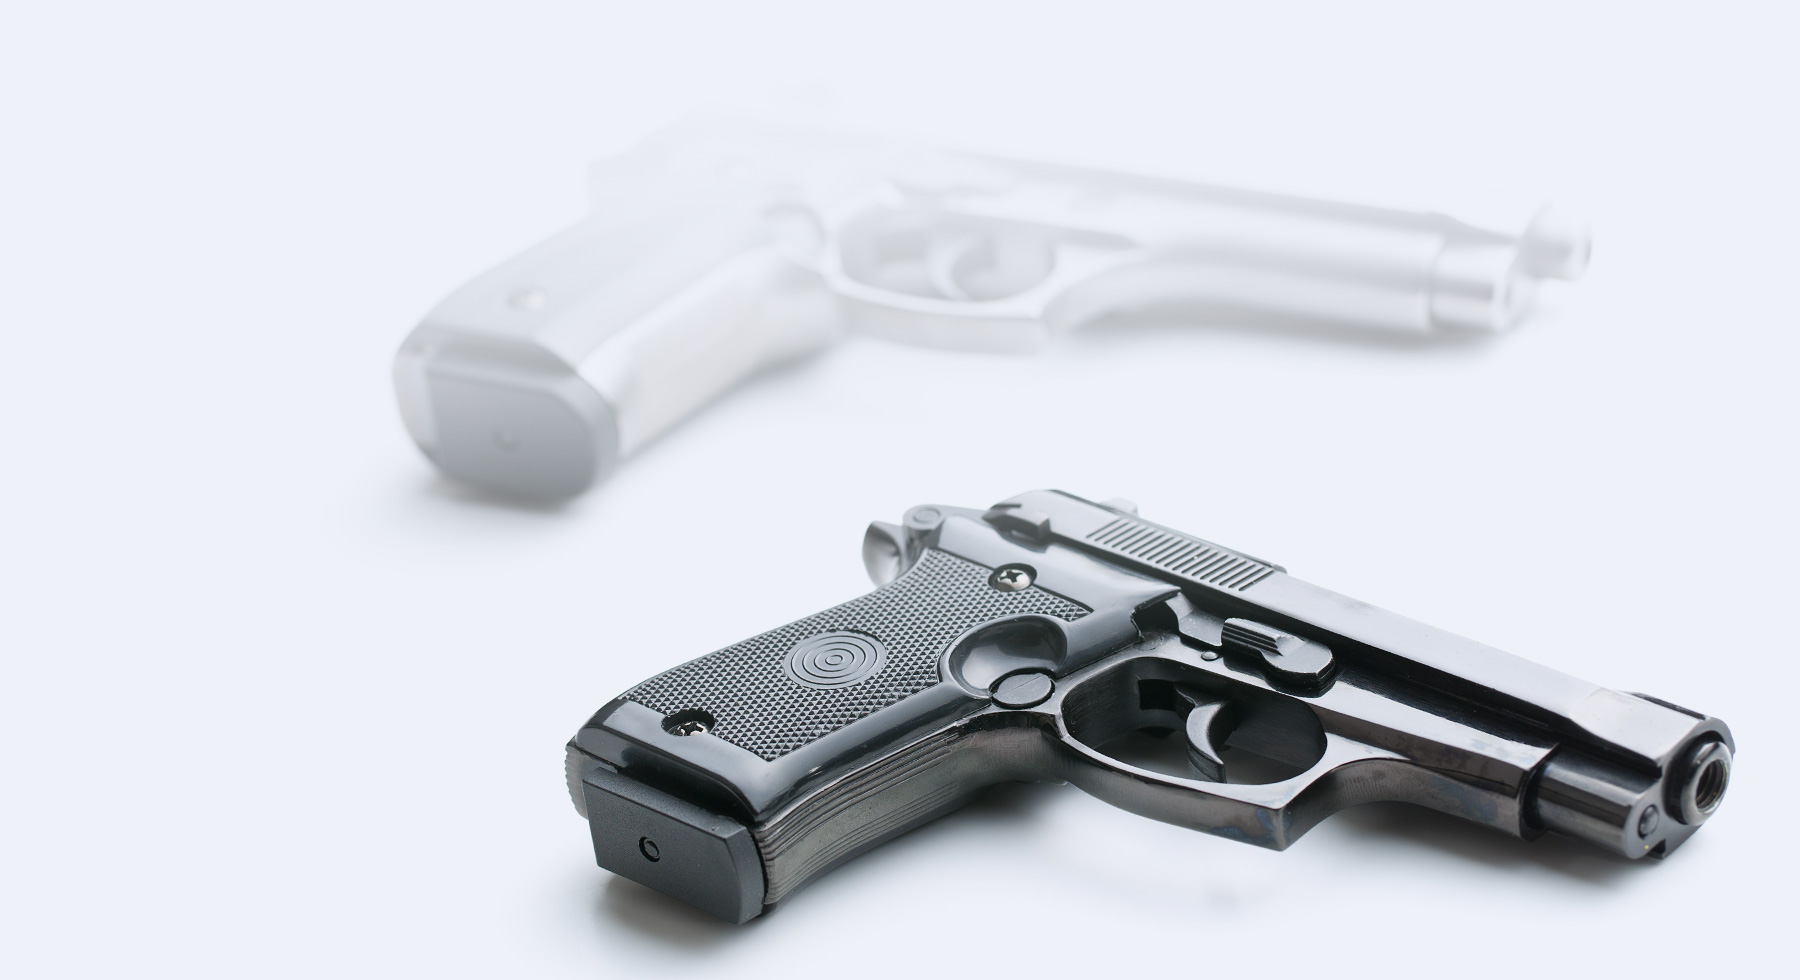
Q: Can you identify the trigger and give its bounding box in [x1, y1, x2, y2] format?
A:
[1177, 689, 1238, 783]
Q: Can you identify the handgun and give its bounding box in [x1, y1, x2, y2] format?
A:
[397, 122, 1589, 499]
[565, 490, 1733, 922]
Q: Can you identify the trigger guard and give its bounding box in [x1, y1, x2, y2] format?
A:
[1054, 730, 1404, 850]
[829, 280, 1057, 353]
[820, 240, 1136, 353]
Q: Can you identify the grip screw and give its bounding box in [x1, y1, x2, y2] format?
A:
[989, 565, 1034, 591]
[639, 837, 661, 862]
[661, 709, 715, 736]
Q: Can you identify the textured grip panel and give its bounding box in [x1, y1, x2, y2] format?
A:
[626, 550, 1089, 760]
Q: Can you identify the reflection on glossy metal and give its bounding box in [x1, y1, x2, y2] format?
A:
[397, 122, 1590, 500]
[566, 491, 1734, 922]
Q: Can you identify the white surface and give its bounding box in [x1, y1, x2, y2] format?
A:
[2, 2, 1795, 977]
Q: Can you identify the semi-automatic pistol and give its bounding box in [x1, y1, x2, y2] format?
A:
[398, 122, 1588, 500]
[566, 491, 1730, 922]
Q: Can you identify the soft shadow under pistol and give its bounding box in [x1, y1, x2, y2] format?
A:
[566, 490, 1733, 922]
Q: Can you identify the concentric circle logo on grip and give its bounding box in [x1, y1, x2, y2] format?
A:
[782, 631, 888, 689]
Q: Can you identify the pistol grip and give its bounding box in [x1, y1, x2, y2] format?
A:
[567, 547, 1095, 919]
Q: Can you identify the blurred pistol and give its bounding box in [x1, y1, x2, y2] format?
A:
[567, 490, 1732, 922]
[397, 123, 1588, 499]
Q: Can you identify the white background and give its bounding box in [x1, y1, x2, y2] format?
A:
[4, 2, 1795, 977]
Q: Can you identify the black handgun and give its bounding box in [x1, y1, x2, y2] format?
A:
[566, 490, 1734, 922]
